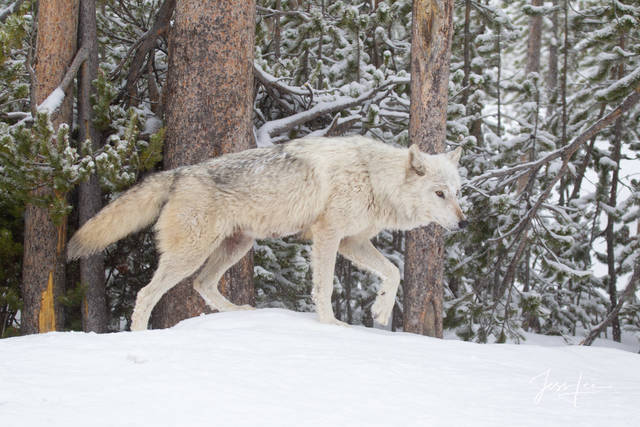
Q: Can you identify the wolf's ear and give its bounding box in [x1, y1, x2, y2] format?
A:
[446, 147, 462, 165]
[408, 144, 426, 176]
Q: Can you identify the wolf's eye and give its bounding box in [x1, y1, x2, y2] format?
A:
[436, 190, 445, 199]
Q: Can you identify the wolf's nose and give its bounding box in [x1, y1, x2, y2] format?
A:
[458, 220, 469, 229]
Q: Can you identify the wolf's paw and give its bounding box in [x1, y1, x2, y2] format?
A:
[130, 312, 148, 331]
[219, 302, 255, 312]
[371, 293, 394, 326]
[317, 312, 349, 327]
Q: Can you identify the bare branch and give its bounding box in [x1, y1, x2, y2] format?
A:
[109, 34, 146, 79]
[254, 63, 321, 97]
[10, 45, 90, 126]
[38, 44, 90, 116]
[256, 5, 311, 20]
[121, 0, 175, 103]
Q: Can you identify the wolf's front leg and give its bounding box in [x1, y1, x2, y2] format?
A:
[310, 232, 346, 326]
[339, 235, 400, 326]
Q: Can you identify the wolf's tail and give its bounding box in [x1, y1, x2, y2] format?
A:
[67, 171, 175, 260]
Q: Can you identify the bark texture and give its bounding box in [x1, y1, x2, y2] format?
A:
[547, 0, 558, 95]
[78, 0, 108, 332]
[21, 0, 79, 334]
[517, 0, 544, 193]
[403, 0, 454, 337]
[151, 0, 256, 329]
[525, 0, 543, 75]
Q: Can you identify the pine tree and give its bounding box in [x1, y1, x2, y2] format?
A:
[151, 0, 256, 329]
[20, 0, 79, 334]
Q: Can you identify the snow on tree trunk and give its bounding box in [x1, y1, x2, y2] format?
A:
[21, 0, 79, 334]
[403, 0, 454, 337]
[151, 0, 256, 329]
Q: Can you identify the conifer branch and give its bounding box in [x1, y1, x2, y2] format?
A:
[0, 0, 25, 24]
[581, 258, 640, 346]
[467, 85, 640, 189]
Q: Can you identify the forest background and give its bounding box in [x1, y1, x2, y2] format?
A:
[0, 0, 639, 348]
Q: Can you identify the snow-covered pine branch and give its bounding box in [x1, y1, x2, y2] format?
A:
[581, 257, 640, 346]
[0, 0, 24, 24]
[466, 84, 640, 191]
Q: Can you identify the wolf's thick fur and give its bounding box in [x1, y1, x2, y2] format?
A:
[68, 136, 466, 330]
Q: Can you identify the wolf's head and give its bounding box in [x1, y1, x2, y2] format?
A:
[404, 144, 467, 231]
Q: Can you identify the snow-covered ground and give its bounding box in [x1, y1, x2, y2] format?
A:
[1, 309, 638, 426]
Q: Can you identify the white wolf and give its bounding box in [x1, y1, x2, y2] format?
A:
[68, 136, 466, 330]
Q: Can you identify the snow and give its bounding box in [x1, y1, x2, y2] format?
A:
[1, 309, 638, 427]
[142, 115, 163, 135]
[544, 260, 593, 278]
[594, 64, 640, 102]
[0, 1, 20, 21]
[37, 87, 66, 115]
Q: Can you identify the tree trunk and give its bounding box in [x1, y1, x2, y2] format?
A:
[274, 0, 281, 59]
[77, 0, 108, 333]
[151, 0, 256, 329]
[517, 0, 543, 193]
[461, 1, 484, 147]
[518, 0, 544, 325]
[461, 0, 471, 106]
[525, 0, 543, 75]
[558, 0, 569, 205]
[604, 34, 626, 343]
[547, 0, 558, 99]
[22, 0, 79, 334]
[582, 257, 639, 346]
[403, 0, 454, 337]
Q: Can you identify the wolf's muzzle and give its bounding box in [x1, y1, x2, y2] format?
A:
[458, 220, 469, 229]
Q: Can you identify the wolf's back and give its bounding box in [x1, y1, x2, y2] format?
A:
[67, 171, 174, 260]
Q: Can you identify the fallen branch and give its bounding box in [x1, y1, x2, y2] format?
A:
[580, 258, 640, 346]
[256, 5, 311, 20]
[307, 113, 361, 137]
[256, 76, 409, 146]
[254, 63, 315, 97]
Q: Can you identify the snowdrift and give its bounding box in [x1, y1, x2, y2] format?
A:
[1, 309, 638, 426]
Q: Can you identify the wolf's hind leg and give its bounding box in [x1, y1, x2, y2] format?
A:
[339, 235, 400, 326]
[130, 251, 210, 331]
[311, 230, 345, 326]
[193, 232, 254, 312]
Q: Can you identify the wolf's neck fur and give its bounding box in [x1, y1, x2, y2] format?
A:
[366, 145, 417, 231]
